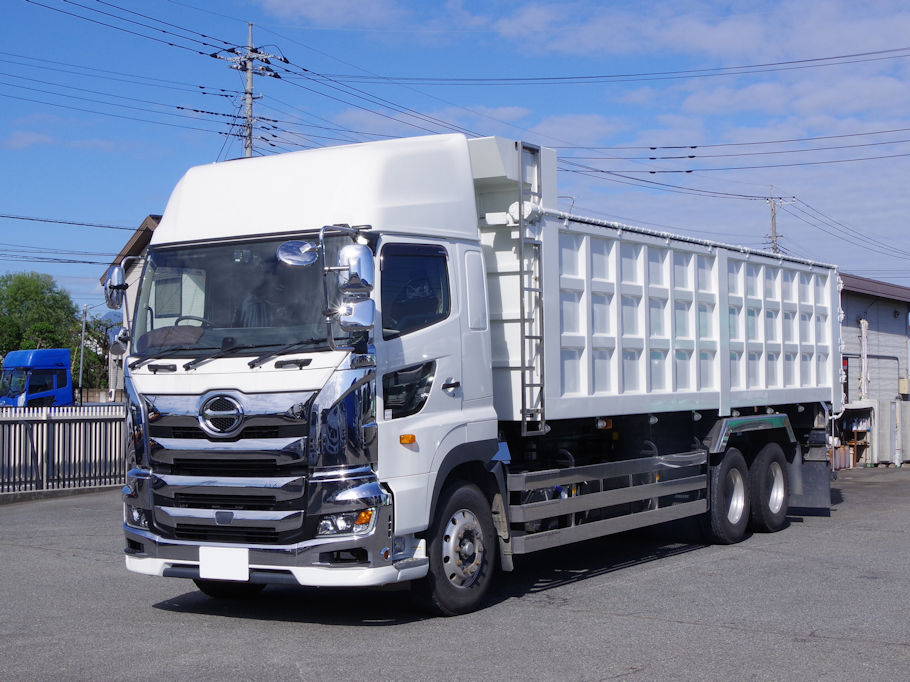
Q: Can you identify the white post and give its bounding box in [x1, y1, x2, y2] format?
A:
[78, 304, 87, 405]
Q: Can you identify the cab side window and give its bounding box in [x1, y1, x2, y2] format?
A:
[28, 370, 55, 394]
[381, 244, 450, 340]
[54, 369, 68, 389]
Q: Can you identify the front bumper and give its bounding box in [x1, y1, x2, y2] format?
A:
[123, 467, 428, 588]
[123, 507, 428, 587]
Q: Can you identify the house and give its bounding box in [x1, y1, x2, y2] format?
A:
[837, 273, 910, 468]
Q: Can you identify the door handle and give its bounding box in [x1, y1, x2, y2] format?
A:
[442, 380, 460, 391]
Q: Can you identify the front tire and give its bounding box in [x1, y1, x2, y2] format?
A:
[413, 481, 496, 616]
[749, 442, 790, 532]
[705, 447, 750, 544]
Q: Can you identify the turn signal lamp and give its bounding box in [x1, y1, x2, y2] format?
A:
[316, 508, 376, 536]
[400, 434, 416, 445]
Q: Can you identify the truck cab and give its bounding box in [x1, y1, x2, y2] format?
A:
[0, 348, 74, 407]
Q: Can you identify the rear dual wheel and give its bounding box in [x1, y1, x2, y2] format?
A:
[706, 447, 751, 544]
[748, 442, 790, 532]
[706, 443, 790, 543]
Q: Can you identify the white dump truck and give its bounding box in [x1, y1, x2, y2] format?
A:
[106, 134, 840, 615]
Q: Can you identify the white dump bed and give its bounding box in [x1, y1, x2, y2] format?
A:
[469, 138, 842, 422]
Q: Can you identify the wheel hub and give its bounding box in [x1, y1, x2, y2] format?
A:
[441, 509, 485, 588]
[726, 468, 746, 525]
[768, 461, 785, 514]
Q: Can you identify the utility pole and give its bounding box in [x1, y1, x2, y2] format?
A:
[211, 24, 286, 158]
[78, 304, 87, 404]
[766, 186, 795, 255]
[769, 185, 779, 254]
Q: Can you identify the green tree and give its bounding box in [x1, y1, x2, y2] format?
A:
[0, 272, 79, 355]
[73, 315, 119, 390]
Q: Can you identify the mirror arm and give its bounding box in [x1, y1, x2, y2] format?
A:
[319, 225, 363, 352]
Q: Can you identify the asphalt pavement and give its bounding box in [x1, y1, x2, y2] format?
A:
[1, 466, 908, 681]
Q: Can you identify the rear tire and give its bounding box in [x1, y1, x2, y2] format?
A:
[193, 579, 265, 599]
[412, 481, 496, 616]
[705, 447, 750, 544]
[749, 442, 790, 532]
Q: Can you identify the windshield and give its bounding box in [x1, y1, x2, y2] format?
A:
[131, 235, 349, 358]
[1, 369, 26, 398]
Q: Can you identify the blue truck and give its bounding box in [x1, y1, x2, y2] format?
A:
[0, 349, 74, 407]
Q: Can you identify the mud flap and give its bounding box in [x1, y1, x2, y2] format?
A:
[788, 448, 832, 514]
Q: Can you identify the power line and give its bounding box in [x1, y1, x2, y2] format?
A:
[0, 241, 116, 256]
[0, 92, 239, 137]
[590, 151, 910, 173]
[0, 213, 136, 231]
[24, 0, 217, 57]
[91, 0, 237, 49]
[560, 160, 775, 200]
[555, 126, 910, 151]
[256, 25, 552, 144]
[794, 200, 910, 258]
[564, 136, 910, 161]
[317, 46, 910, 85]
[0, 51, 241, 96]
[779, 204, 910, 261]
[0, 254, 113, 265]
[0, 73, 241, 124]
[276, 63, 482, 137]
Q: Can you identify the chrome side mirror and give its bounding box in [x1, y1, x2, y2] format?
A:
[104, 265, 126, 310]
[337, 244, 374, 295]
[338, 298, 375, 332]
[277, 240, 319, 267]
[109, 327, 130, 357]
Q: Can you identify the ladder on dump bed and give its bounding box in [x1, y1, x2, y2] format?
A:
[518, 142, 546, 436]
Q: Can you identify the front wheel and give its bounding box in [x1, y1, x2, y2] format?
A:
[412, 481, 497, 616]
[705, 447, 750, 544]
[749, 442, 790, 532]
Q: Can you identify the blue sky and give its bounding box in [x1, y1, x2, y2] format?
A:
[3, 0, 910, 312]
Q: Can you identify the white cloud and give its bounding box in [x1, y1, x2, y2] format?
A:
[66, 139, 119, 152]
[529, 114, 628, 146]
[1, 131, 54, 149]
[256, 0, 407, 27]
[457, 0, 910, 63]
[681, 82, 791, 116]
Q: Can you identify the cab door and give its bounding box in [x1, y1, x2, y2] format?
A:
[374, 240, 465, 534]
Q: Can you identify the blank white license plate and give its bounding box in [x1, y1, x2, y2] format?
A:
[198, 546, 250, 581]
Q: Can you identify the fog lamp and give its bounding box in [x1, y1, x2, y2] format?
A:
[125, 504, 149, 530]
[316, 508, 376, 536]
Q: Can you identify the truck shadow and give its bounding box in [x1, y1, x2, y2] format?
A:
[151, 523, 713, 625]
[493, 523, 708, 602]
[151, 510, 832, 624]
[153, 583, 426, 626]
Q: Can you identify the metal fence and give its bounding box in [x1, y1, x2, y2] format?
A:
[0, 404, 126, 493]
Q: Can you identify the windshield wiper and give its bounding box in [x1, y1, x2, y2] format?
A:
[183, 343, 283, 371]
[129, 346, 219, 371]
[248, 337, 326, 369]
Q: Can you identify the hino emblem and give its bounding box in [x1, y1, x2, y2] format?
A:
[199, 394, 244, 436]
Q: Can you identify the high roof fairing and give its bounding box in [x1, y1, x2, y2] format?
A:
[153, 134, 479, 245]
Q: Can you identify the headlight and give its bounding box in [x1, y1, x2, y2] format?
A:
[316, 508, 375, 536]
[125, 504, 150, 530]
